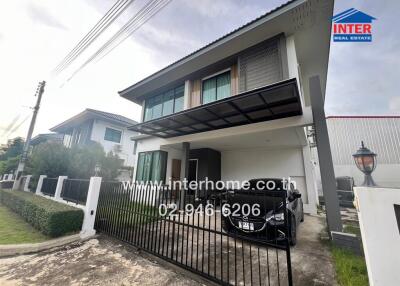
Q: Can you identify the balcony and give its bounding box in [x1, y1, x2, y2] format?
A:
[128, 78, 301, 138]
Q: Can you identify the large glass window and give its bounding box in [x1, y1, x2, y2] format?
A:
[144, 85, 185, 121]
[202, 71, 231, 104]
[104, 127, 122, 143]
[136, 151, 168, 183]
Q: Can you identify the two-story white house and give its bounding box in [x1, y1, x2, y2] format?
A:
[50, 108, 138, 167]
[118, 0, 342, 232]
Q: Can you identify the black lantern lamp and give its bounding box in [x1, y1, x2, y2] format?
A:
[352, 141, 377, 186]
[94, 163, 101, 176]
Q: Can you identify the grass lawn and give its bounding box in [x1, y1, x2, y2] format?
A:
[331, 244, 369, 286]
[0, 204, 49, 245]
[344, 224, 362, 237]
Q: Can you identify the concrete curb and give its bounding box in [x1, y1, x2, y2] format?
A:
[0, 234, 86, 258]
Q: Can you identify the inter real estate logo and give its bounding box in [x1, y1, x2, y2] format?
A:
[332, 8, 376, 42]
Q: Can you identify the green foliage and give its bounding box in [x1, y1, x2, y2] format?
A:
[0, 155, 20, 174]
[0, 189, 83, 237]
[0, 205, 48, 244]
[0, 137, 24, 161]
[331, 245, 369, 286]
[27, 143, 70, 178]
[26, 142, 122, 180]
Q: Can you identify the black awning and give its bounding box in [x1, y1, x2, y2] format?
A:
[128, 78, 302, 138]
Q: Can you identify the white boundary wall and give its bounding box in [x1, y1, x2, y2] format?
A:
[36, 176, 102, 239]
[354, 187, 400, 286]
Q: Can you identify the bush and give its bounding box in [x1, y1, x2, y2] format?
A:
[0, 189, 83, 237]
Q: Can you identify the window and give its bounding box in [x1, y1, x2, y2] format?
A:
[73, 129, 82, 145]
[136, 150, 168, 183]
[144, 85, 185, 121]
[104, 127, 122, 143]
[202, 71, 231, 104]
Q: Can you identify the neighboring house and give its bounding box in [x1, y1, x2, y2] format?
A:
[118, 0, 342, 230]
[50, 108, 138, 167]
[320, 116, 400, 188]
[30, 133, 63, 149]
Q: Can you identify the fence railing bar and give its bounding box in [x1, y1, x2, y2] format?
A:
[94, 182, 293, 286]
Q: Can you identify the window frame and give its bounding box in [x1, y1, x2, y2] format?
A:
[135, 150, 168, 183]
[143, 84, 185, 122]
[104, 127, 122, 143]
[201, 68, 231, 105]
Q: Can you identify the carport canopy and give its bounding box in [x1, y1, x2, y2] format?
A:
[128, 78, 302, 138]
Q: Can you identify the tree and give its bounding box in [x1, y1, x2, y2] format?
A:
[27, 142, 122, 181]
[0, 156, 20, 174]
[0, 137, 24, 175]
[28, 143, 70, 178]
[0, 137, 24, 161]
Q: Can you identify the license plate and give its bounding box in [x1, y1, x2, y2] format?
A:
[239, 221, 254, 231]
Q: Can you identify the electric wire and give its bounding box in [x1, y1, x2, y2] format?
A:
[66, 0, 171, 82]
[53, 0, 135, 75]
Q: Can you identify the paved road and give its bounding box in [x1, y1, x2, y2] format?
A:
[0, 239, 203, 286]
[0, 215, 336, 286]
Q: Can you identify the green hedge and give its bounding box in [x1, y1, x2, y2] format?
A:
[0, 189, 83, 237]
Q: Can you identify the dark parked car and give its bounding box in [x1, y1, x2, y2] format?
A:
[221, 178, 304, 246]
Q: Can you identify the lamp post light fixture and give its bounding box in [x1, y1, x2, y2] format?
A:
[94, 163, 101, 176]
[352, 141, 377, 186]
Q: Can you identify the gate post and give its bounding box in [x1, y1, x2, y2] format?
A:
[36, 175, 47, 195]
[54, 176, 68, 201]
[24, 175, 32, 192]
[80, 176, 102, 239]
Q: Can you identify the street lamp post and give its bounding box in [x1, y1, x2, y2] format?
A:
[352, 141, 377, 186]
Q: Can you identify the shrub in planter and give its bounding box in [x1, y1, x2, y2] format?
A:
[0, 189, 83, 237]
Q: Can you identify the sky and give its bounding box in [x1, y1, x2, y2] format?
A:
[0, 0, 399, 144]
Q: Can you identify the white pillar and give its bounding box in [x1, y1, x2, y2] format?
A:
[183, 80, 191, 110]
[302, 146, 318, 214]
[36, 175, 47, 195]
[12, 177, 21, 190]
[80, 176, 102, 239]
[23, 175, 32, 192]
[54, 176, 68, 201]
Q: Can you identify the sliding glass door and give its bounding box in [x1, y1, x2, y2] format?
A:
[136, 151, 168, 183]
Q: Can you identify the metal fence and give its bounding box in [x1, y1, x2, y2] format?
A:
[0, 180, 14, 189]
[95, 182, 292, 285]
[61, 179, 90, 205]
[41, 177, 58, 197]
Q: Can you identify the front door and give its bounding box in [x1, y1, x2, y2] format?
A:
[171, 159, 181, 199]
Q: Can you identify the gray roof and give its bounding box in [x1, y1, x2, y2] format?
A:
[50, 108, 137, 133]
[30, 133, 64, 146]
[85, 108, 137, 126]
[118, 0, 299, 100]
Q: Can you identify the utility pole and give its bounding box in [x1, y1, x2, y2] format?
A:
[14, 81, 46, 180]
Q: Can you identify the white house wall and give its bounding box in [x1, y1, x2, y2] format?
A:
[334, 164, 400, 188]
[311, 117, 400, 190]
[221, 147, 316, 214]
[90, 119, 136, 167]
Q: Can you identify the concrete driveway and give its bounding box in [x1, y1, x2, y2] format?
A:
[0, 215, 336, 286]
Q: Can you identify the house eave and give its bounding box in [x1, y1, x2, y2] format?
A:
[118, 0, 311, 104]
[50, 110, 134, 133]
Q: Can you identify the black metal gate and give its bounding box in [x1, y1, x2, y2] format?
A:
[95, 181, 293, 286]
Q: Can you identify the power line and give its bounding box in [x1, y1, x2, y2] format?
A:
[97, 0, 171, 62]
[54, 0, 132, 74]
[53, 0, 135, 75]
[66, 0, 171, 82]
[5, 115, 31, 138]
[0, 115, 20, 138]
